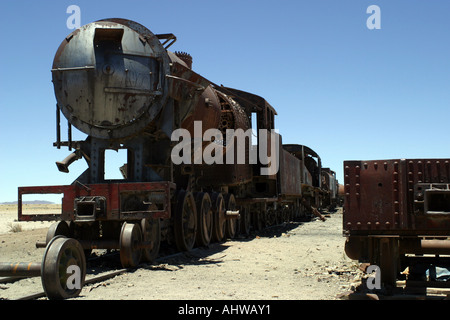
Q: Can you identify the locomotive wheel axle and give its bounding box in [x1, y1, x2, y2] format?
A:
[34, 193, 295, 271]
[0, 236, 86, 300]
[174, 190, 198, 252]
[120, 222, 143, 268]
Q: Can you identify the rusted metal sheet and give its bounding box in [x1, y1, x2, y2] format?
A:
[321, 168, 338, 209]
[194, 90, 252, 188]
[283, 144, 322, 188]
[344, 159, 450, 236]
[52, 19, 171, 140]
[215, 87, 277, 118]
[322, 168, 337, 199]
[180, 86, 222, 136]
[18, 182, 175, 222]
[215, 86, 279, 180]
[338, 183, 345, 197]
[167, 52, 211, 103]
[278, 148, 302, 196]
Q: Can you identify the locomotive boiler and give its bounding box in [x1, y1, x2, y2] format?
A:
[18, 18, 333, 268]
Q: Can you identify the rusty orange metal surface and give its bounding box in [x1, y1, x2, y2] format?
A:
[18, 182, 175, 222]
[344, 159, 450, 236]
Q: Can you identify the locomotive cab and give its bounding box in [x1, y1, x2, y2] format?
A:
[216, 87, 280, 197]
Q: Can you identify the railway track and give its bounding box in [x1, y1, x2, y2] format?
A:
[1, 245, 207, 300]
[16, 268, 129, 300]
[0, 219, 305, 300]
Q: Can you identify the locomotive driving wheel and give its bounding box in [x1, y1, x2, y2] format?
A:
[275, 207, 283, 225]
[252, 203, 265, 231]
[41, 236, 86, 300]
[280, 206, 290, 223]
[141, 218, 160, 263]
[174, 190, 197, 251]
[211, 192, 226, 242]
[266, 206, 276, 226]
[239, 206, 251, 236]
[195, 192, 213, 247]
[224, 194, 237, 239]
[120, 222, 143, 268]
[46, 221, 71, 244]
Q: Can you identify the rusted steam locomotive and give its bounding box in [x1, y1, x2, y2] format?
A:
[321, 168, 339, 211]
[18, 18, 334, 268]
[344, 159, 450, 289]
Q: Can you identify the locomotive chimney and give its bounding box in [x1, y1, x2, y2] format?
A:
[174, 51, 193, 69]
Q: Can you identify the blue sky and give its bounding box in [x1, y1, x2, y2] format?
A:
[1, 0, 450, 202]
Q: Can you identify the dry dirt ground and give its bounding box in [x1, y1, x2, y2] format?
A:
[0, 205, 363, 301]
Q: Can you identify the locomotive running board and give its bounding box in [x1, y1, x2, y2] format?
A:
[18, 182, 175, 222]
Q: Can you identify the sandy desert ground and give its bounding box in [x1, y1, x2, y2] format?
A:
[0, 205, 362, 301]
[0, 204, 56, 234]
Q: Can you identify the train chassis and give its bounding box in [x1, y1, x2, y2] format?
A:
[344, 159, 450, 291]
[346, 235, 450, 289]
[19, 182, 305, 269]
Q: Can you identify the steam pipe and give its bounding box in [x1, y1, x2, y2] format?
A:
[56, 151, 81, 173]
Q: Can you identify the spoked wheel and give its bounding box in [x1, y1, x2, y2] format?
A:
[141, 218, 160, 263]
[71, 222, 101, 258]
[266, 206, 276, 226]
[41, 236, 86, 300]
[211, 192, 225, 242]
[252, 210, 263, 232]
[224, 194, 237, 239]
[260, 206, 268, 228]
[282, 206, 291, 223]
[174, 190, 197, 252]
[46, 221, 71, 244]
[275, 207, 283, 225]
[239, 206, 251, 236]
[120, 222, 143, 268]
[195, 192, 213, 247]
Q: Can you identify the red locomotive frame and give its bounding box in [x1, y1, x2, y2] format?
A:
[18, 182, 175, 222]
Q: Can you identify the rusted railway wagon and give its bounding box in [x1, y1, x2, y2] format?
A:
[17, 18, 337, 270]
[321, 168, 339, 211]
[343, 159, 450, 288]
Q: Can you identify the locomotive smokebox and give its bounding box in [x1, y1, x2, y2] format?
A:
[52, 19, 171, 140]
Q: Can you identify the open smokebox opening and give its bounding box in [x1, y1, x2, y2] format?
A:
[425, 190, 450, 214]
[94, 28, 124, 45]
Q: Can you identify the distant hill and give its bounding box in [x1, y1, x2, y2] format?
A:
[0, 200, 55, 205]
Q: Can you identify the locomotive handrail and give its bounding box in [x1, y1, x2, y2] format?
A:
[51, 66, 95, 72]
[156, 33, 177, 49]
[166, 74, 206, 91]
[103, 87, 163, 96]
